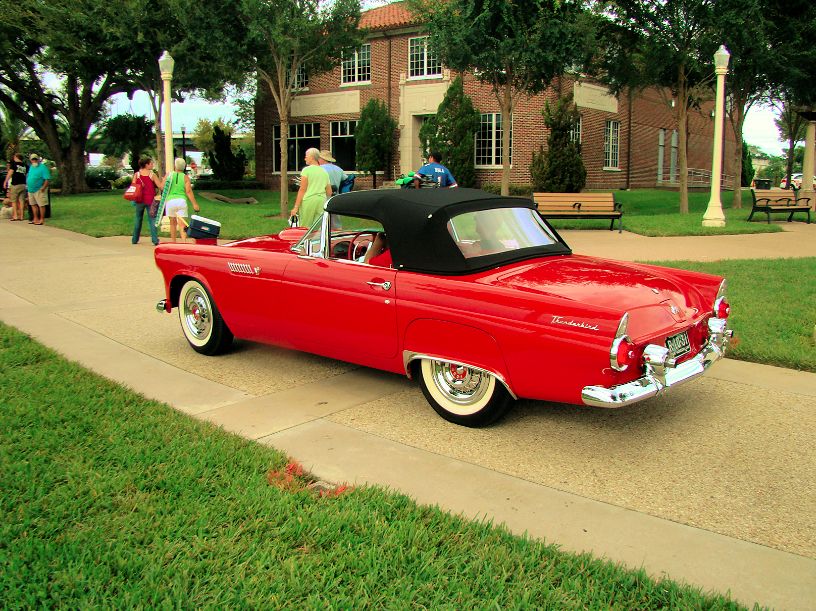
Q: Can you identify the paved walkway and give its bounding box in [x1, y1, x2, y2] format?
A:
[1, 220, 815, 610]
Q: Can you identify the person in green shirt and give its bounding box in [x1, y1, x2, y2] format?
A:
[162, 157, 200, 242]
[290, 148, 331, 228]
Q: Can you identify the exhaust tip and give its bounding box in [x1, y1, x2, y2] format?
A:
[156, 299, 167, 313]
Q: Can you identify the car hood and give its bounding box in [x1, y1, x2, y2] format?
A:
[486, 255, 707, 325]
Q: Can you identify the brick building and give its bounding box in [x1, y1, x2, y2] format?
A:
[256, 1, 736, 191]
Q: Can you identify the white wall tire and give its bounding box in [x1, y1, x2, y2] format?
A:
[417, 359, 513, 427]
[178, 279, 233, 355]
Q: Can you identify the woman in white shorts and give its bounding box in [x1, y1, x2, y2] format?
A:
[162, 157, 200, 242]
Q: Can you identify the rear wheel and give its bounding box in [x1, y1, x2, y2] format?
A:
[178, 279, 233, 355]
[417, 358, 513, 427]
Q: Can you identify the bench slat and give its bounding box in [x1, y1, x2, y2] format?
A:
[533, 192, 623, 232]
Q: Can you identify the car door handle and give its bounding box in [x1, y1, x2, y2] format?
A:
[366, 280, 392, 291]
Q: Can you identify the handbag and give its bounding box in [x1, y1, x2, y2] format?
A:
[123, 177, 142, 202]
[148, 199, 159, 218]
[288, 213, 299, 227]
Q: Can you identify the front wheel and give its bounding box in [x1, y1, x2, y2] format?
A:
[178, 279, 233, 355]
[417, 359, 513, 427]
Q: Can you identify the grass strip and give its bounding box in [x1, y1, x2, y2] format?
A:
[0, 322, 748, 608]
[48, 188, 781, 239]
[548, 189, 781, 236]
[647, 258, 816, 372]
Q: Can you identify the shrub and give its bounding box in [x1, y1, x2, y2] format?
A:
[530, 146, 548, 192]
[209, 125, 248, 181]
[537, 95, 586, 193]
[191, 179, 264, 190]
[112, 176, 132, 189]
[356, 98, 397, 189]
[418, 76, 480, 188]
[479, 182, 533, 197]
[85, 166, 120, 189]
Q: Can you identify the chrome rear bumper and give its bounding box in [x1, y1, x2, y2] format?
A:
[581, 318, 732, 408]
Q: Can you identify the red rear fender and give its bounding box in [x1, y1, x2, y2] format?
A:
[402, 319, 508, 382]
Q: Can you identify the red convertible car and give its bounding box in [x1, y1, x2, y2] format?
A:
[155, 189, 732, 427]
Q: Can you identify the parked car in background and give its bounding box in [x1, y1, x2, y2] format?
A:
[154, 189, 733, 427]
[780, 173, 803, 189]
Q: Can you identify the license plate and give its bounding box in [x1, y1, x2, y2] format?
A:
[666, 331, 691, 357]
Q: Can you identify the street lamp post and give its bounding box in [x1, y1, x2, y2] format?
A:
[181, 124, 187, 164]
[158, 51, 175, 176]
[702, 45, 730, 228]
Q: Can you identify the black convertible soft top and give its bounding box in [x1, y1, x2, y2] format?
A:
[326, 188, 571, 275]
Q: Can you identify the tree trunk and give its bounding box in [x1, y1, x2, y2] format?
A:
[500, 84, 512, 197]
[785, 134, 795, 187]
[730, 104, 745, 209]
[58, 141, 90, 194]
[279, 117, 290, 218]
[677, 69, 689, 214]
[372, 170, 377, 189]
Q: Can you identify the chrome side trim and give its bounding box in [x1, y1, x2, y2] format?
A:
[402, 351, 518, 400]
[582, 317, 733, 408]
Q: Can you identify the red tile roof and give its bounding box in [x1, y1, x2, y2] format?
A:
[360, 1, 418, 31]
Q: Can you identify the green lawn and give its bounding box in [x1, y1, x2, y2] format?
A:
[0, 322, 747, 608]
[548, 189, 782, 236]
[48, 187, 783, 240]
[48, 189, 295, 240]
[649, 258, 816, 373]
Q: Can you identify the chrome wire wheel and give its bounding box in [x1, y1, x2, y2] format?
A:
[420, 359, 497, 417]
[177, 279, 233, 355]
[181, 284, 212, 346]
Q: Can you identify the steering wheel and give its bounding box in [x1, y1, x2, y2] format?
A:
[349, 232, 377, 261]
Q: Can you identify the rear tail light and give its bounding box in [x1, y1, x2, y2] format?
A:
[714, 297, 730, 319]
[612, 336, 636, 371]
[610, 313, 635, 371]
[712, 279, 730, 319]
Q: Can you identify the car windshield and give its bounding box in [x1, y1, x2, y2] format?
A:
[447, 207, 560, 259]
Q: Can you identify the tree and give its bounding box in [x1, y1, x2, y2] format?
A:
[209, 125, 248, 181]
[240, 0, 362, 217]
[740, 141, 754, 187]
[709, 0, 773, 209]
[417, 0, 584, 196]
[418, 76, 480, 188]
[356, 99, 397, 189]
[599, 0, 723, 214]
[0, 96, 32, 159]
[113, 0, 252, 175]
[0, 0, 144, 192]
[92, 114, 154, 172]
[772, 94, 806, 188]
[536, 95, 586, 193]
[192, 118, 236, 157]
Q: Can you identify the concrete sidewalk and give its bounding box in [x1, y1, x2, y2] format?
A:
[1, 220, 814, 610]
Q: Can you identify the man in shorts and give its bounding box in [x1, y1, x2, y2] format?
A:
[3, 152, 28, 221]
[26, 153, 50, 225]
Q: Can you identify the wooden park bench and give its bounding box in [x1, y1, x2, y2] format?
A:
[533, 192, 623, 232]
[747, 189, 811, 224]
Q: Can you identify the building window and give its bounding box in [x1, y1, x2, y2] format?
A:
[331, 120, 357, 170]
[293, 65, 308, 90]
[604, 120, 620, 169]
[409, 37, 441, 78]
[475, 113, 512, 168]
[341, 44, 371, 84]
[272, 122, 320, 172]
[570, 115, 582, 144]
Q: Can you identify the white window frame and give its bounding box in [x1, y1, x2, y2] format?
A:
[570, 115, 582, 144]
[292, 65, 309, 91]
[272, 122, 320, 174]
[604, 120, 620, 170]
[341, 44, 371, 86]
[475, 113, 512, 169]
[408, 36, 442, 80]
